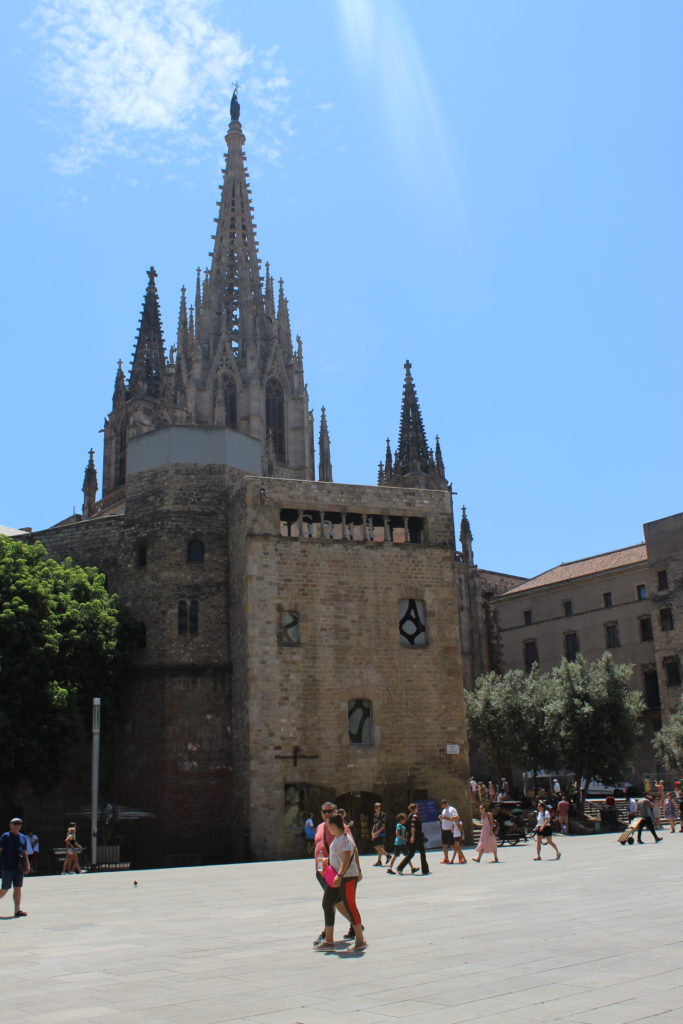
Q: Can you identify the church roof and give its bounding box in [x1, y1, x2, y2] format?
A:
[0, 525, 30, 536]
[499, 543, 647, 596]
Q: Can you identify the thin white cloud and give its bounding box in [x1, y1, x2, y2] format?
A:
[337, 0, 459, 203]
[26, 0, 291, 174]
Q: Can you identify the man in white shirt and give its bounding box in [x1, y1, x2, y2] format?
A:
[438, 800, 461, 864]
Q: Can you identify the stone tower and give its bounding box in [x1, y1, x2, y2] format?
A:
[378, 360, 449, 490]
[101, 89, 318, 502]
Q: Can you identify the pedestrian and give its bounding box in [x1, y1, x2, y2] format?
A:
[27, 830, 40, 874]
[557, 794, 570, 836]
[635, 796, 662, 844]
[438, 799, 458, 864]
[449, 808, 467, 864]
[663, 792, 677, 834]
[533, 801, 561, 861]
[675, 781, 683, 833]
[472, 803, 499, 863]
[396, 803, 430, 875]
[370, 802, 390, 866]
[469, 776, 478, 804]
[386, 813, 408, 873]
[304, 812, 316, 855]
[63, 824, 83, 874]
[313, 802, 356, 946]
[488, 781, 496, 803]
[0, 817, 30, 917]
[317, 813, 366, 952]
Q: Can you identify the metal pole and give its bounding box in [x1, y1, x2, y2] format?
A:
[91, 698, 101, 869]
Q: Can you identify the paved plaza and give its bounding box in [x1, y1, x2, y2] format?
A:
[4, 832, 683, 1024]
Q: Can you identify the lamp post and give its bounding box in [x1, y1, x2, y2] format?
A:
[91, 698, 101, 869]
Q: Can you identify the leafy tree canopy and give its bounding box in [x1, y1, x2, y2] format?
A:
[653, 708, 683, 771]
[467, 653, 644, 802]
[0, 535, 132, 808]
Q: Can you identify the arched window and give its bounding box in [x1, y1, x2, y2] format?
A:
[187, 539, 204, 562]
[189, 600, 199, 635]
[348, 699, 373, 745]
[265, 378, 285, 462]
[398, 599, 427, 647]
[223, 377, 237, 429]
[178, 601, 188, 635]
[136, 542, 147, 568]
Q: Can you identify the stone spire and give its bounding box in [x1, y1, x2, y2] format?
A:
[129, 267, 166, 397]
[112, 359, 126, 407]
[277, 278, 292, 355]
[381, 361, 449, 490]
[264, 262, 275, 320]
[202, 90, 264, 369]
[82, 449, 98, 519]
[176, 285, 189, 366]
[318, 406, 333, 482]
[460, 505, 474, 564]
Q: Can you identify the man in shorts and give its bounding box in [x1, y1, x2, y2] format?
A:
[438, 799, 457, 864]
[0, 817, 30, 917]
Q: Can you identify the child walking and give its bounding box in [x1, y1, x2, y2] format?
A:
[386, 813, 408, 874]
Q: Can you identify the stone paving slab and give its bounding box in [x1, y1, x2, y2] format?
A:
[3, 832, 683, 1024]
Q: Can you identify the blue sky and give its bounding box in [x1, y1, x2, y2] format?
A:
[2, 0, 681, 577]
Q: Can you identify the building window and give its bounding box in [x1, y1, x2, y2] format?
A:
[639, 617, 653, 642]
[278, 610, 300, 646]
[605, 623, 620, 649]
[664, 657, 681, 687]
[136, 542, 147, 568]
[523, 639, 538, 672]
[563, 600, 573, 617]
[657, 570, 669, 591]
[188, 600, 199, 635]
[636, 583, 647, 601]
[188, 539, 205, 562]
[178, 600, 188, 635]
[266, 378, 285, 461]
[348, 699, 373, 745]
[603, 592, 613, 609]
[523, 610, 532, 626]
[398, 599, 427, 647]
[643, 669, 660, 709]
[660, 607, 674, 632]
[564, 632, 580, 661]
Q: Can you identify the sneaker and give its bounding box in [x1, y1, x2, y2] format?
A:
[312, 932, 325, 947]
[387, 868, 395, 874]
[410, 867, 419, 874]
[372, 861, 383, 866]
[343, 927, 355, 940]
[353, 940, 367, 951]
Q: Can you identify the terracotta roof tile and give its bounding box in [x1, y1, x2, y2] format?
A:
[499, 543, 647, 597]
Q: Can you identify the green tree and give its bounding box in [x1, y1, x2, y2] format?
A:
[549, 653, 644, 804]
[652, 709, 683, 771]
[0, 535, 132, 813]
[466, 667, 562, 786]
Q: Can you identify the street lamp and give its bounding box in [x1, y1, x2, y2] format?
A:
[91, 698, 101, 868]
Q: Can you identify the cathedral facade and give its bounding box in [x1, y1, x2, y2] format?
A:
[24, 94, 499, 864]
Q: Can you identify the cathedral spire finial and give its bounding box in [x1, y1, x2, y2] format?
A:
[230, 84, 240, 122]
[82, 448, 98, 519]
[460, 505, 474, 564]
[318, 406, 333, 482]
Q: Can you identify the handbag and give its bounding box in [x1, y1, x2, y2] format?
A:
[323, 865, 338, 886]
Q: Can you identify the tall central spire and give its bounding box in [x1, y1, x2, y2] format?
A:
[202, 87, 265, 368]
